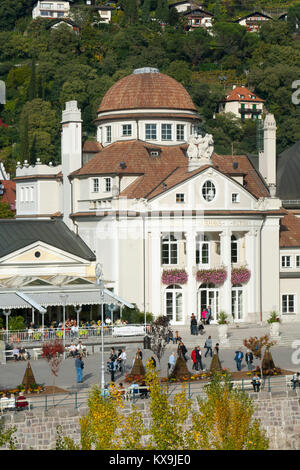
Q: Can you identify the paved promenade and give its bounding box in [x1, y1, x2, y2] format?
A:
[1, 322, 300, 392]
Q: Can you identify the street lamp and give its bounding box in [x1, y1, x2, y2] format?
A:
[3, 309, 11, 341]
[59, 294, 68, 360]
[96, 263, 105, 392]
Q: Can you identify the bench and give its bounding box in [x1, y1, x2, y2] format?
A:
[126, 386, 150, 401]
[0, 398, 31, 413]
[286, 375, 300, 390]
[231, 379, 259, 392]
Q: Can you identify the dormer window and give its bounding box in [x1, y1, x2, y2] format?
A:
[92, 178, 99, 193]
[145, 124, 157, 140]
[161, 124, 172, 141]
[176, 124, 185, 141]
[106, 126, 111, 143]
[122, 124, 132, 137]
[104, 177, 111, 192]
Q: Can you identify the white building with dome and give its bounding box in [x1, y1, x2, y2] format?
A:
[13, 67, 300, 326]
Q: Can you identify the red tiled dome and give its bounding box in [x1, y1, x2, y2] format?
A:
[98, 69, 197, 113]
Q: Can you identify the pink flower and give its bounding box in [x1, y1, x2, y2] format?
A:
[196, 268, 227, 285]
[231, 268, 251, 285]
[162, 269, 188, 285]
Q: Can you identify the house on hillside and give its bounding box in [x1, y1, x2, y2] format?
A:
[218, 85, 264, 120]
[234, 11, 273, 32]
[182, 7, 213, 30]
[32, 1, 72, 20]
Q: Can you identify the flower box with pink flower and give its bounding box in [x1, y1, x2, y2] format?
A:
[161, 269, 188, 285]
[196, 268, 227, 285]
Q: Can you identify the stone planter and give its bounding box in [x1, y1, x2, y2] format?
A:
[269, 321, 280, 340]
[218, 324, 229, 345]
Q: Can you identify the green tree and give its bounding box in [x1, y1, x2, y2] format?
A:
[156, 0, 169, 23]
[0, 199, 14, 218]
[141, 0, 151, 23]
[186, 372, 269, 450]
[27, 59, 37, 101]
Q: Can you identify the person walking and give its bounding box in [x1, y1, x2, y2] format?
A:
[168, 352, 176, 375]
[75, 354, 84, 384]
[190, 314, 198, 335]
[234, 348, 244, 371]
[245, 350, 254, 371]
[118, 348, 127, 373]
[206, 306, 212, 324]
[191, 347, 197, 370]
[108, 358, 117, 382]
[178, 341, 188, 361]
[204, 336, 213, 357]
[195, 346, 203, 371]
[201, 308, 207, 324]
[214, 343, 219, 355]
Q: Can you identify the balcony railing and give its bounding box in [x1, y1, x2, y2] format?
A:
[0, 325, 148, 344]
[239, 107, 262, 114]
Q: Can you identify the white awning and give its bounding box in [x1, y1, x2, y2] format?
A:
[0, 287, 134, 310]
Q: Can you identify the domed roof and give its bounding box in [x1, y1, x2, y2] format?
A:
[98, 68, 197, 114]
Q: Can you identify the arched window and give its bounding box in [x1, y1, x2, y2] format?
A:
[165, 284, 183, 323]
[196, 234, 209, 265]
[198, 283, 219, 322]
[161, 234, 178, 265]
[231, 235, 238, 264]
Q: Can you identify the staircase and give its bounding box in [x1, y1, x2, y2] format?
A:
[169, 322, 300, 349]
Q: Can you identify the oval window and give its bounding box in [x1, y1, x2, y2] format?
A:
[202, 181, 216, 202]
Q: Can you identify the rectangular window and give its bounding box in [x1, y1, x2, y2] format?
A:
[196, 241, 209, 265]
[282, 294, 295, 314]
[161, 124, 172, 141]
[176, 124, 185, 141]
[162, 236, 178, 265]
[281, 255, 292, 268]
[106, 126, 111, 143]
[145, 124, 157, 140]
[104, 177, 111, 192]
[296, 255, 300, 268]
[92, 178, 99, 193]
[122, 124, 132, 136]
[232, 193, 239, 203]
[57, 12, 65, 17]
[176, 193, 185, 203]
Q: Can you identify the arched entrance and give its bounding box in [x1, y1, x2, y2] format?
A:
[198, 283, 219, 323]
[164, 284, 183, 324]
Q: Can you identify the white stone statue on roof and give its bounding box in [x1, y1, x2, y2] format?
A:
[187, 133, 214, 171]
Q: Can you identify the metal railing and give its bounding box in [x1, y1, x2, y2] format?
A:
[0, 324, 148, 344]
[0, 375, 297, 414]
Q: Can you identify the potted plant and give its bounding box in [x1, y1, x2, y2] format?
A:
[267, 311, 281, 339]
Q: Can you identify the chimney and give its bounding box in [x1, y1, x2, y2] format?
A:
[61, 101, 82, 228]
[259, 114, 276, 194]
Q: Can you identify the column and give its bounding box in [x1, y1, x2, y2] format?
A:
[220, 229, 232, 320]
[151, 230, 161, 317]
[186, 231, 197, 321]
[245, 229, 257, 322]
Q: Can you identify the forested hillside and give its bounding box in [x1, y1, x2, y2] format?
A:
[1, 0, 300, 176]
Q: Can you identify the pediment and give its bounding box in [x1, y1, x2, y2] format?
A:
[149, 166, 257, 211]
[0, 241, 90, 266]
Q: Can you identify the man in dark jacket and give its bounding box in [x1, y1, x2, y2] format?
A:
[178, 341, 188, 361]
[234, 348, 244, 371]
[75, 355, 84, 383]
[245, 350, 254, 371]
[195, 346, 203, 371]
